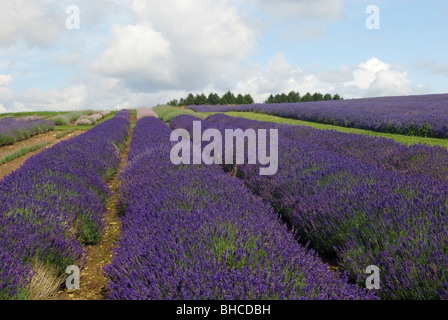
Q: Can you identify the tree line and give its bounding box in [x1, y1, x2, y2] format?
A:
[167, 90, 343, 106]
[168, 91, 255, 106]
[265, 91, 342, 104]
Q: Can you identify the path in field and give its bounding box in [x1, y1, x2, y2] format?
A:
[0, 130, 84, 181]
[55, 113, 135, 300]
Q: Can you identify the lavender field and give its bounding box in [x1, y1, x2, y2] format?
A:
[105, 117, 376, 300]
[170, 114, 448, 300]
[1, 105, 448, 301]
[0, 111, 130, 299]
[189, 94, 448, 138]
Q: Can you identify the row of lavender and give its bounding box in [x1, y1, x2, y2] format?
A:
[0, 117, 54, 146]
[136, 107, 159, 120]
[170, 114, 448, 299]
[104, 117, 376, 300]
[189, 94, 448, 138]
[204, 114, 448, 182]
[0, 110, 130, 299]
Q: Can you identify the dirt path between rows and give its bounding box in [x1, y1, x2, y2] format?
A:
[0, 130, 84, 181]
[55, 114, 135, 300]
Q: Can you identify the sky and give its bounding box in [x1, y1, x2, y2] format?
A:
[0, 0, 447, 112]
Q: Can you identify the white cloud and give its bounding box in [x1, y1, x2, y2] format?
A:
[0, 74, 13, 87]
[416, 61, 448, 76]
[0, 55, 422, 112]
[258, 0, 346, 20]
[91, 23, 175, 89]
[0, 74, 14, 105]
[236, 55, 417, 101]
[342, 58, 413, 97]
[55, 52, 80, 66]
[297, 23, 327, 41]
[92, 0, 257, 92]
[0, 74, 33, 112]
[0, 0, 64, 47]
[253, 0, 345, 42]
[0, 72, 191, 113]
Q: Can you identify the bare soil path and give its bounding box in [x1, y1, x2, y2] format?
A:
[0, 130, 83, 181]
[55, 114, 135, 300]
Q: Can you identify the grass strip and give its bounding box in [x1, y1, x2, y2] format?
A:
[153, 105, 208, 123]
[0, 142, 51, 165]
[56, 129, 76, 139]
[210, 111, 448, 149]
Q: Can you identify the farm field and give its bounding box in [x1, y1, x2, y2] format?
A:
[171, 113, 448, 299]
[206, 111, 448, 149]
[0, 110, 131, 299]
[0, 111, 118, 181]
[2, 1, 447, 312]
[189, 94, 448, 138]
[1, 102, 448, 301]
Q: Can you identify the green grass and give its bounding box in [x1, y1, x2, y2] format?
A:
[56, 129, 76, 139]
[0, 111, 69, 119]
[208, 112, 448, 149]
[130, 109, 137, 128]
[0, 142, 51, 165]
[153, 105, 208, 123]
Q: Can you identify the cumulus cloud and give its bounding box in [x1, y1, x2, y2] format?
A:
[92, 0, 257, 92]
[0, 0, 64, 47]
[341, 58, 413, 97]
[236, 55, 416, 101]
[0, 74, 13, 87]
[0, 74, 33, 112]
[0, 74, 14, 104]
[91, 23, 175, 90]
[0, 72, 191, 113]
[2, 55, 416, 113]
[0, 0, 437, 113]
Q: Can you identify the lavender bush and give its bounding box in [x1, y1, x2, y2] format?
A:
[75, 118, 93, 126]
[136, 107, 159, 120]
[104, 117, 377, 300]
[49, 111, 93, 126]
[0, 118, 54, 146]
[189, 93, 448, 138]
[170, 114, 448, 299]
[205, 113, 448, 182]
[0, 110, 130, 300]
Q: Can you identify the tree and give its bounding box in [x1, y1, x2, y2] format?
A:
[168, 99, 179, 106]
[243, 94, 254, 104]
[179, 98, 186, 106]
[288, 91, 301, 103]
[313, 92, 324, 101]
[302, 92, 313, 102]
[323, 93, 332, 101]
[235, 94, 245, 105]
[333, 94, 342, 100]
[185, 93, 195, 106]
[208, 93, 221, 105]
[221, 91, 236, 105]
[279, 93, 288, 103]
[265, 94, 275, 104]
[195, 93, 208, 105]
